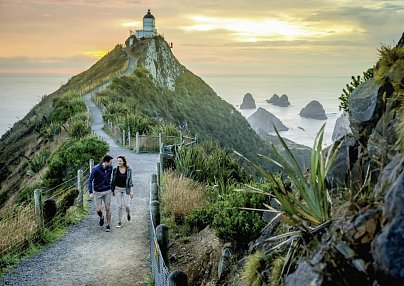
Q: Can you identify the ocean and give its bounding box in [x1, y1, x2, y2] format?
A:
[203, 74, 350, 147]
[0, 74, 69, 137]
[0, 73, 350, 147]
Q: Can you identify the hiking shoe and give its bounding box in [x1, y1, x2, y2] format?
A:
[106, 225, 111, 232]
[99, 216, 104, 226]
[127, 213, 131, 221]
[116, 222, 122, 228]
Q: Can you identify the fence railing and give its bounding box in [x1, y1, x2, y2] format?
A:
[0, 163, 91, 263]
[149, 170, 189, 286]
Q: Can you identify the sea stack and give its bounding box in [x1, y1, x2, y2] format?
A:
[240, 93, 256, 109]
[266, 94, 290, 106]
[247, 107, 288, 134]
[299, 100, 327, 120]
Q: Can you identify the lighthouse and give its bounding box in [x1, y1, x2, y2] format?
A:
[136, 9, 157, 39]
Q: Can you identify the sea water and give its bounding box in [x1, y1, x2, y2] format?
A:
[203, 74, 351, 147]
[0, 74, 69, 137]
[0, 73, 350, 147]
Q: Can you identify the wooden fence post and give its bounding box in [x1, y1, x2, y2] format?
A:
[168, 271, 188, 286]
[122, 130, 125, 146]
[128, 130, 131, 149]
[159, 132, 163, 149]
[156, 224, 169, 267]
[34, 189, 44, 235]
[151, 173, 157, 184]
[150, 200, 160, 228]
[90, 158, 94, 170]
[136, 132, 140, 154]
[151, 183, 159, 201]
[156, 162, 161, 186]
[77, 169, 83, 208]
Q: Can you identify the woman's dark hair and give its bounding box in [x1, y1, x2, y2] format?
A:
[117, 155, 127, 167]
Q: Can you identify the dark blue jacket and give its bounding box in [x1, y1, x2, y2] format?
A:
[88, 163, 113, 194]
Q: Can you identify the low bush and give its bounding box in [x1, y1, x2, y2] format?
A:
[212, 190, 267, 248]
[45, 136, 109, 188]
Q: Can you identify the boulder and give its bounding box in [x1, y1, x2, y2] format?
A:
[266, 94, 279, 104]
[332, 112, 352, 141]
[326, 135, 359, 190]
[299, 100, 327, 120]
[240, 93, 256, 109]
[276, 94, 290, 107]
[372, 171, 404, 284]
[348, 79, 394, 144]
[247, 107, 288, 133]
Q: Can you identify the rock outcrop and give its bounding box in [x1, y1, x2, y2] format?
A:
[266, 94, 279, 104]
[332, 112, 352, 141]
[240, 93, 256, 109]
[247, 107, 288, 133]
[136, 36, 184, 91]
[266, 94, 290, 106]
[299, 100, 327, 120]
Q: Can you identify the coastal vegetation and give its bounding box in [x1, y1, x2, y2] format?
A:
[0, 46, 125, 273]
[0, 32, 402, 285]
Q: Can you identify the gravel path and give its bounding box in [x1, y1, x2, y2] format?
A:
[1, 89, 158, 285]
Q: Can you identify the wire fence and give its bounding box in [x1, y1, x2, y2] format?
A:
[0, 165, 91, 264]
[149, 205, 170, 285]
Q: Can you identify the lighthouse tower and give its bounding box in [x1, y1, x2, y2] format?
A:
[136, 9, 157, 39]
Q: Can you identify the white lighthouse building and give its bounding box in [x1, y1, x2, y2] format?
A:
[136, 9, 157, 39]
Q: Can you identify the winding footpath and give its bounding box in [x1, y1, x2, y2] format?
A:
[1, 54, 158, 286]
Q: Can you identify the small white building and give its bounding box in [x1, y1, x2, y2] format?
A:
[135, 9, 157, 39]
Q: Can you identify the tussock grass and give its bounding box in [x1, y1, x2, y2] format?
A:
[0, 204, 38, 256]
[161, 171, 206, 222]
[242, 251, 263, 286]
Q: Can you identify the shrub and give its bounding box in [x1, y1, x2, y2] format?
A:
[50, 92, 86, 123]
[338, 68, 373, 112]
[42, 121, 62, 140]
[28, 149, 50, 174]
[185, 204, 216, 233]
[161, 171, 206, 222]
[67, 113, 91, 139]
[175, 140, 251, 195]
[212, 190, 266, 247]
[46, 136, 109, 187]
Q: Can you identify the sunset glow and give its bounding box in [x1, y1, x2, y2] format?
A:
[0, 0, 401, 76]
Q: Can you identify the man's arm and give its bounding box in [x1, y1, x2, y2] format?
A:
[88, 168, 95, 194]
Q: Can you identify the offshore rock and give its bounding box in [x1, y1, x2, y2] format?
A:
[240, 93, 256, 109]
[266, 94, 279, 104]
[299, 100, 327, 120]
[247, 107, 288, 133]
[276, 94, 290, 107]
[267, 94, 290, 106]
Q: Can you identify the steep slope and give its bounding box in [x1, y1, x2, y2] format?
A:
[98, 36, 271, 165]
[0, 45, 128, 208]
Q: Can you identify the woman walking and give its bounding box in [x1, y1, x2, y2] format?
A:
[111, 155, 134, 228]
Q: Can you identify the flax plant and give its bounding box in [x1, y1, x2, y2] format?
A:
[238, 124, 340, 229]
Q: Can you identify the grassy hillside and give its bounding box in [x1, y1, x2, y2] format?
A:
[0, 45, 127, 208]
[96, 66, 271, 166]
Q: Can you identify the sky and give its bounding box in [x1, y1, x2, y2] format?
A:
[0, 0, 403, 81]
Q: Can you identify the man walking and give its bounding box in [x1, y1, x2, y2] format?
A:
[88, 155, 114, 232]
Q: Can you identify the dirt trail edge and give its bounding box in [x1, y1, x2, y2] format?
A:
[1, 90, 158, 286]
